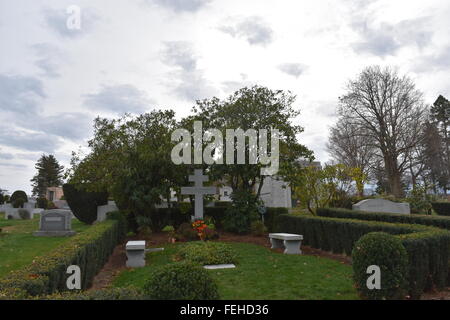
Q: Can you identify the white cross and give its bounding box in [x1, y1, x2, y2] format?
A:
[180, 169, 216, 221]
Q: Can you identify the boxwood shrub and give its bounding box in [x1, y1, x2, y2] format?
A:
[143, 262, 219, 300]
[352, 232, 409, 300]
[177, 241, 238, 265]
[275, 213, 450, 298]
[0, 215, 126, 298]
[431, 202, 450, 216]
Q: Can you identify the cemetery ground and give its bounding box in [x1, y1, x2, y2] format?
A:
[0, 212, 90, 278]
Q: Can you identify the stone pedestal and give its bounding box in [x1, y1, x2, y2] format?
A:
[126, 241, 146, 268]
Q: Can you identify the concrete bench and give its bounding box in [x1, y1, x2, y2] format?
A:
[269, 233, 303, 254]
[126, 240, 146, 267]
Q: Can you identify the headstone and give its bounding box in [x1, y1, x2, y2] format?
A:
[180, 169, 216, 221]
[126, 240, 146, 268]
[33, 209, 76, 237]
[97, 200, 119, 222]
[352, 198, 410, 215]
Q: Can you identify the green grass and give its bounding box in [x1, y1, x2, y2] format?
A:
[0, 213, 91, 278]
[113, 242, 359, 300]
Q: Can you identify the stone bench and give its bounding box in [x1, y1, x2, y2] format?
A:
[126, 241, 146, 268]
[269, 233, 303, 254]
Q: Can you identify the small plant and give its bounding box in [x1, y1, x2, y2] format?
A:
[162, 225, 176, 243]
[175, 223, 198, 241]
[177, 241, 238, 265]
[352, 232, 408, 300]
[250, 220, 267, 236]
[143, 262, 219, 300]
[18, 209, 31, 220]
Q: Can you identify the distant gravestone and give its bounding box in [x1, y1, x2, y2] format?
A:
[352, 199, 410, 215]
[34, 209, 76, 237]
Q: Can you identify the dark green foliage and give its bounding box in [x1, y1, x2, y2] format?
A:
[214, 201, 232, 207]
[317, 207, 450, 231]
[204, 207, 227, 229]
[431, 202, 450, 216]
[223, 191, 259, 234]
[63, 183, 108, 224]
[264, 207, 288, 232]
[352, 232, 409, 300]
[143, 262, 219, 300]
[36, 197, 48, 209]
[30, 154, 64, 198]
[0, 219, 125, 297]
[18, 209, 31, 220]
[12, 198, 25, 208]
[250, 220, 267, 236]
[175, 223, 198, 241]
[276, 213, 450, 298]
[36, 287, 145, 300]
[10, 190, 27, 204]
[0, 193, 4, 205]
[145, 208, 190, 232]
[177, 241, 238, 265]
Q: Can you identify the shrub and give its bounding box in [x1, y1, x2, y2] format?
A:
[431, 202, 450, 216]
[352, 232, 409, 300]
[204, 207, 227, 229]
[276, 213, 450, 298]
[250, 220, 267, 236]
[36, 197, 48, 209]
[177, 241, 237, 265]
[214, 201, 232, 207]
[0, 193, 4, 205]
[264, 207, 288, 232]
[223, 190, 259, 234]
[10, 190, 27, 204]
[175, 223, 199, 241]
[317, 207, 450, 231]
[145, 208, 190, 232]
[12, 198, 25, 208]
[18, 209, 31, 220]
[143, 262, 219, 300]
[0, 218, 125, 297]
[36, 287, 145, 300]
[63, 184, 108, 224]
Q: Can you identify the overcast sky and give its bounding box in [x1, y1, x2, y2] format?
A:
[0, 0, 449, 194]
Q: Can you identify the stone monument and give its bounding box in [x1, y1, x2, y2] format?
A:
[34, 209, 76, 237]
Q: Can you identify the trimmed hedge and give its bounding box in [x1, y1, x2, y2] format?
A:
[276, 214, 450, 298]
[0, 215, 126, 298]
[317, 207, 450, 231]
[147, 207, 190, 232]
[264, 207, 288, 232]
[432, 202, 450, 216]
[10, 190, 28, 204]
[63, 184, 108, 224]
[177, 241, 238, 265]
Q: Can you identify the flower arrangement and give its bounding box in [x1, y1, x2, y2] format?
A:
[192, 220, 208, 240]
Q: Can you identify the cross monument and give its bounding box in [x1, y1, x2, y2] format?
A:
[181, 169, 216, 221]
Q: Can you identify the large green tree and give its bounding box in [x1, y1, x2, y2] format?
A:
[30, 154, 64, 197]
[189, 85, 313, 202]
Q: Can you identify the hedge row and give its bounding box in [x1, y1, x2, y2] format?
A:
[0, 214, 126, 298]
[431, 202, 450, 216]
[317, 207, 450, 231]
[276, 214, 450, 298]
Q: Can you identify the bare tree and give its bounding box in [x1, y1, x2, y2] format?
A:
[327, 118, 377, 195]
[338, 66, 427, 197]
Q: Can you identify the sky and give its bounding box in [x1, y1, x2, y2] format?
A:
[0, 0, 449, 195]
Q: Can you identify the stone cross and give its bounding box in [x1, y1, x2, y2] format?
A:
[181, 169, 216, 220]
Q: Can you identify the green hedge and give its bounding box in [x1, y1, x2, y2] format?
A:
[317, 207, 450, 231]
[276, 214, 450, 298]
[431, 202, 450, 216]
[147, 208, 190, 232]
[0, 215, 126, 298]
[264, 208, 288, 232]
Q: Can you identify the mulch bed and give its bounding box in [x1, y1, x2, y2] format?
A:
[89, 231, 450, 300]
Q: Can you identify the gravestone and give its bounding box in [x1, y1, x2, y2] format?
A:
[97, 200, 119, 222]
[34, 209, 76, 237]
[352, 199, 410, 215]
[181, 169, 216, 221]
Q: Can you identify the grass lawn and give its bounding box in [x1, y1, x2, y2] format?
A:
[113, 242, 359, 300]
[0, 212, 91, 278]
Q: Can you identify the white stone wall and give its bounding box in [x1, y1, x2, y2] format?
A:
[257, 176, 292, 208]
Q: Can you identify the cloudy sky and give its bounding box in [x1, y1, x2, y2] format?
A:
[0, 0, 449, 194]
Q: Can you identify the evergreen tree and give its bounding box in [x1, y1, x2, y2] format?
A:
[30, 154, 64, 197]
